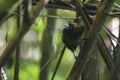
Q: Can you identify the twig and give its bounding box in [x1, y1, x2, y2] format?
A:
[51, 46, 66, 80]
[47, 2, 120, 16]
[13, 3, 22, 80]
[0, 0, 49, 67]
[67, 0, 114, 79]
[110, 19, 120, 80]
[75, 0, 114, 70]
[0, 0, 23, 26]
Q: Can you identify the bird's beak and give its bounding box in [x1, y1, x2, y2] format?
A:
[64, 24, 69, 29]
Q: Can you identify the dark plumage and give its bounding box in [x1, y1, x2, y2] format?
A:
[62, 22, 84, 52]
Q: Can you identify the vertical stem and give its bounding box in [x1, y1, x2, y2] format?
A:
[51, 46, 66, 80]
[40, 8, 57, 80]
[13, 3, 21, 80]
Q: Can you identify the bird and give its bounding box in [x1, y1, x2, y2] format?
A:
[62, 21, 84, 59]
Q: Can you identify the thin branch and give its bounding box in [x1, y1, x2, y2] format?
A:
[67, 0, 114, 79]
[13, 3, 22, 80]
[0, 0, 49, 67]
[104, 27, 120, 42]
[110, 19, 120, 80]
[47, 2, 120, 16]
[51, 46, 66, 80]
[0, 0, 23, 26]
[74, 0, 114, 70]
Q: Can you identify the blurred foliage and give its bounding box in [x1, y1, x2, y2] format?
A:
[0, 0, 17, 13]
[57, 9, 75, 18]
[3, 8, 115, 80]
[32, 17, 46, 42]
[0, 0, 119, 80]
[9, 61, 39, 80]
[2, 8, 77, 80]
[8, 17, 17, 39]
[115, 0, 120, 5]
